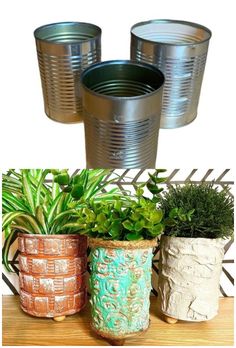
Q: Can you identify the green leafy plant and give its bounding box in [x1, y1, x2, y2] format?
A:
[158, 183, 234, 239]
[146, 169, 167, 201]
[67, 192, 164, 241]
[2, 169, 121, 271]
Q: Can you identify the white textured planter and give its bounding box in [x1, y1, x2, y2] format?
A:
[158, 236, 226, 322]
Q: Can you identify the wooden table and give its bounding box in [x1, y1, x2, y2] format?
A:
[2, 296, 234, 346]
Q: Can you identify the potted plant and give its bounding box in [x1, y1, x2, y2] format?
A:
[72, 181, 165, 345]
[148, 182, 234, 324]
[2, 169, 120, 321]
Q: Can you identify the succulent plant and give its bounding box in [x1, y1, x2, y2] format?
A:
[68, 188, 164, 241]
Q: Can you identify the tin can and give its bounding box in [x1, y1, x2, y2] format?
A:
[158, 236, 225, 321]
[89, 238, 157, 340]
[18, 234, 87, 318]
[34, 22, 101, 123]
[81, 60, 164, 168]
[131, 19, 211, 128]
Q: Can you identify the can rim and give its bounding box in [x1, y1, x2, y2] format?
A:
[89, 237, 158, 249]
[34, 21, 101, 44]
[161, 235, 227, 243]
[18, 233, 86, 239]
[131, 19, 212, 46]
[81, 59, 165, 101]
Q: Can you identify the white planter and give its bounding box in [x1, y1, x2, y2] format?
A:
[158, 235, 226, 321]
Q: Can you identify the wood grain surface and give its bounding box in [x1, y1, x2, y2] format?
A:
[2, 296, 234, 346]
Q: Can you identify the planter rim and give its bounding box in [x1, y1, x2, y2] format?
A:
[161, 235, 229, 248]
[88, 237, 157, 249]
[161, 235, 227, 242]
[18, 233, 83, 239]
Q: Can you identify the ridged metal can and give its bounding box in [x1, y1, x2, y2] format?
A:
[18, 233, 87, 318]
[81, 60, 164, 168]
[158, 236, 226, 321]
[34, 22, 101, 123]
[131, 19, 211, 128]
[89, 238, 157, 341]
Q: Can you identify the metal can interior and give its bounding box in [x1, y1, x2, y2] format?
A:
[34, 21, 101, 43]
[81, 60, 164, 99]
[131, 19, 211, 45]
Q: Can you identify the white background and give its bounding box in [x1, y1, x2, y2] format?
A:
[0, 0, 235, 169]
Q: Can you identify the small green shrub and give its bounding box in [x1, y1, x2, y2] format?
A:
[69, 196, 164, 241]
[159, 183, 234, 239]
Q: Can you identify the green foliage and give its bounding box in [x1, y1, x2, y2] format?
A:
[69, 195, 164, 241]
[146, 169, 166, 203]
[2, 169, 121, 271]
[159, 183, 234, 239]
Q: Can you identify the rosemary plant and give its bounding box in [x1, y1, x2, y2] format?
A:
[159, 183, 234, 239]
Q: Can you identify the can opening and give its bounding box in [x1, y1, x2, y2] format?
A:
[131, 20, 211, 45]
[82, 61, 164, 97]
[34, 22, 101, 43]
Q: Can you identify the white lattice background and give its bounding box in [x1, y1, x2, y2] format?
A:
[2, 169, 234, 296]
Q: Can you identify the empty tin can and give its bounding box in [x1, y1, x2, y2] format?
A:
[34, 22, 101, 123]
[131, 20, 211, 128]
[81, 60, 164, 168]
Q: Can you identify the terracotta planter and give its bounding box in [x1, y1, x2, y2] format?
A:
[158, 235, 226, 323]
[89, 238, 157, 344]
[18, 234, 87, 319]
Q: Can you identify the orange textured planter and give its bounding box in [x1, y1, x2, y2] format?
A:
[18, 233, 87, 319]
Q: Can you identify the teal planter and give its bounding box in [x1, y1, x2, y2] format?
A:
[89, 238, 157, 340]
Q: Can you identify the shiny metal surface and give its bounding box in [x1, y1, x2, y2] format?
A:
[81, 60, 164, 168]
[34, 22, 101, 123]
[131, 19, 211, 128]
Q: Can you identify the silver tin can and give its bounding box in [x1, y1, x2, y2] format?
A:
[81, 60, 164, 168]
[131, 20, 211, 128]
[34, 22, 101, 123]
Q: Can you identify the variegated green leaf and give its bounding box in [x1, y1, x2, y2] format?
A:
[83, 174, 104, 200]
[47, 192, 64, 224]
[11, 224, 33, 234]
[51, 209, 77, 223]
[2, 191, 30, 212]
[36, 169, 51, 207]
[22, 170, 35, 213]
[36, 206, 48, 234]
[2, 211, 42, 234]
[2, 211, 26, 229]
[52, 180, 60, 200]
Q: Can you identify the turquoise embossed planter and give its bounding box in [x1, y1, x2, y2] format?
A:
[89, 238, 157, 341]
